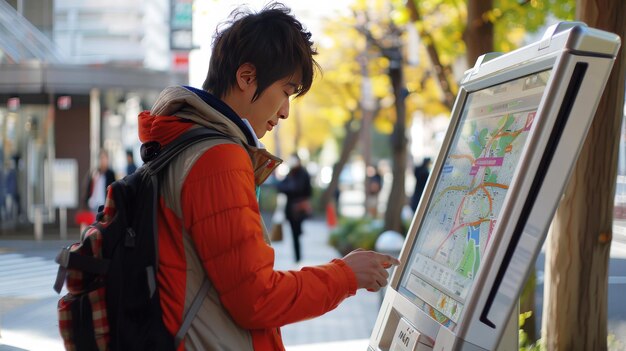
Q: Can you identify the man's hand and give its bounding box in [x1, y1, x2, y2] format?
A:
[342, 249, 401, 292]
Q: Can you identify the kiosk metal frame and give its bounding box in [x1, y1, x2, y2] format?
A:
[369, 22, 621, 351]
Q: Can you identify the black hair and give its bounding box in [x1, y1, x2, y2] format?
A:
[202, 2, 319, 101]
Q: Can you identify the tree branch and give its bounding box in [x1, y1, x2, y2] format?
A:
[405, 0, 456, 110]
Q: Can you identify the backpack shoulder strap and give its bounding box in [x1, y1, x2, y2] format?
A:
[145, 127, 230, 175]
[174, 278, 211, 348]
[141, 127, 232, 347]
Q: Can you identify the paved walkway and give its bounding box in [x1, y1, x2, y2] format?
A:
[0, 216, 380, 351]
[273, 218, 380, 348]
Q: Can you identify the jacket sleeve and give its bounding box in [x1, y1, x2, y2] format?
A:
[180, 144, 357, 329]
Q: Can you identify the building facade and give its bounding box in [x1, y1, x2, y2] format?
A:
[0, 0, 189, 233]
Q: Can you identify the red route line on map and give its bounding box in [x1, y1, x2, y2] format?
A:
[431, 113, 526, 257]
[433, 182, 508, 256]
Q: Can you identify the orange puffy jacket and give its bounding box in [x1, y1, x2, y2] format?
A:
[139, 86, 357, 351]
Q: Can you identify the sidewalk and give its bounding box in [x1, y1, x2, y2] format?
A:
[273, 217, 379, 349]
[0, 216, 379, 351]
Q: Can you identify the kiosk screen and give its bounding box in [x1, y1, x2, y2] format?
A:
[398, 69, 552, 331]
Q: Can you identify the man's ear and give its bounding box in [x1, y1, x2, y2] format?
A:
[236, 63, 257, 91]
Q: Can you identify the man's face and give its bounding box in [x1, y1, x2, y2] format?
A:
[245, 74, 302, 139]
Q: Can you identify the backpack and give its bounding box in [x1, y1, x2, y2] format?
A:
[54, 127, 227, 351]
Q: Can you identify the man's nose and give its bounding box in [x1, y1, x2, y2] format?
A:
[278, 99, 290, 119]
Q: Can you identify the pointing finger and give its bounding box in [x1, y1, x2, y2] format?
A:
[378, 254, 400, 268]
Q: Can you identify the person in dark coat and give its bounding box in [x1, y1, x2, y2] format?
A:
[410, 158, 431, 212]
[277, 154, 312, 263]
[366, 165, 383, 217]
[126, 149, 138, 175]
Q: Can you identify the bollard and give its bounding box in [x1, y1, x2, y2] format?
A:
[34, 206, 43, 241]
[59, 207, 67, 240]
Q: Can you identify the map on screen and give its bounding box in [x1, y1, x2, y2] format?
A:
[399, 70, 552, 331]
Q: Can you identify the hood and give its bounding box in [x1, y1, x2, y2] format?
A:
[138, 86, 282, 185]
[139, 86, 257, 147]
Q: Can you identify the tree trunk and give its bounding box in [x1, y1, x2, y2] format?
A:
[362, 107, 375, 214]
[319, 114, 360, 210]
[384, 63, 408, 233]
[464, 0, 494, 67]
[541, 1, 626, 349]
[361, 53, 375, 214]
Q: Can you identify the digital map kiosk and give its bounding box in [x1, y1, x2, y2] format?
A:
[369, 22, 621, 351]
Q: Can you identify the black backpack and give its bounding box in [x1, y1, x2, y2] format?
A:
[54, 128, 226, 351]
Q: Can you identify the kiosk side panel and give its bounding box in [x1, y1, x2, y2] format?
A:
[464, 54, 615, 349]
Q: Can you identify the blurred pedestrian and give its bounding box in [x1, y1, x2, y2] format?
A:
[0, 150, 5, 219]
[277, 154, 312, 263]
[83, 149, 115, 214]
[366, 164, 382, 217]
[125, 149, 137, 175]
[5, 154, 20, 220]
[410, 157, 432, 212]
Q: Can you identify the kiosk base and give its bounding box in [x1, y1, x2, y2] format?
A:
[389, 317, 433, 351]
[383, 304, 518, 351]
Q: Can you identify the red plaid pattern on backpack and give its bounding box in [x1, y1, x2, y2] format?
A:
[58, 190, 117, 351]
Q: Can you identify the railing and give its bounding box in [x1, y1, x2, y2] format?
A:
[0, 0, 64, 63]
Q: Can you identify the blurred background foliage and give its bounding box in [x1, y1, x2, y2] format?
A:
[265, 0, 577, 153]
[271, 0, 577, 245]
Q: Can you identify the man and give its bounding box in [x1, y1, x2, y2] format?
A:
[139, 4, 399, 350]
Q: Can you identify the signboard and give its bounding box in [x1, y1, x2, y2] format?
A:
[7, 97, 20, 111]
[172, 51, 190, 72]
[57, 95, 72, 110]
[53, 158, 78, 208]
[170, 0, 194, 51]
